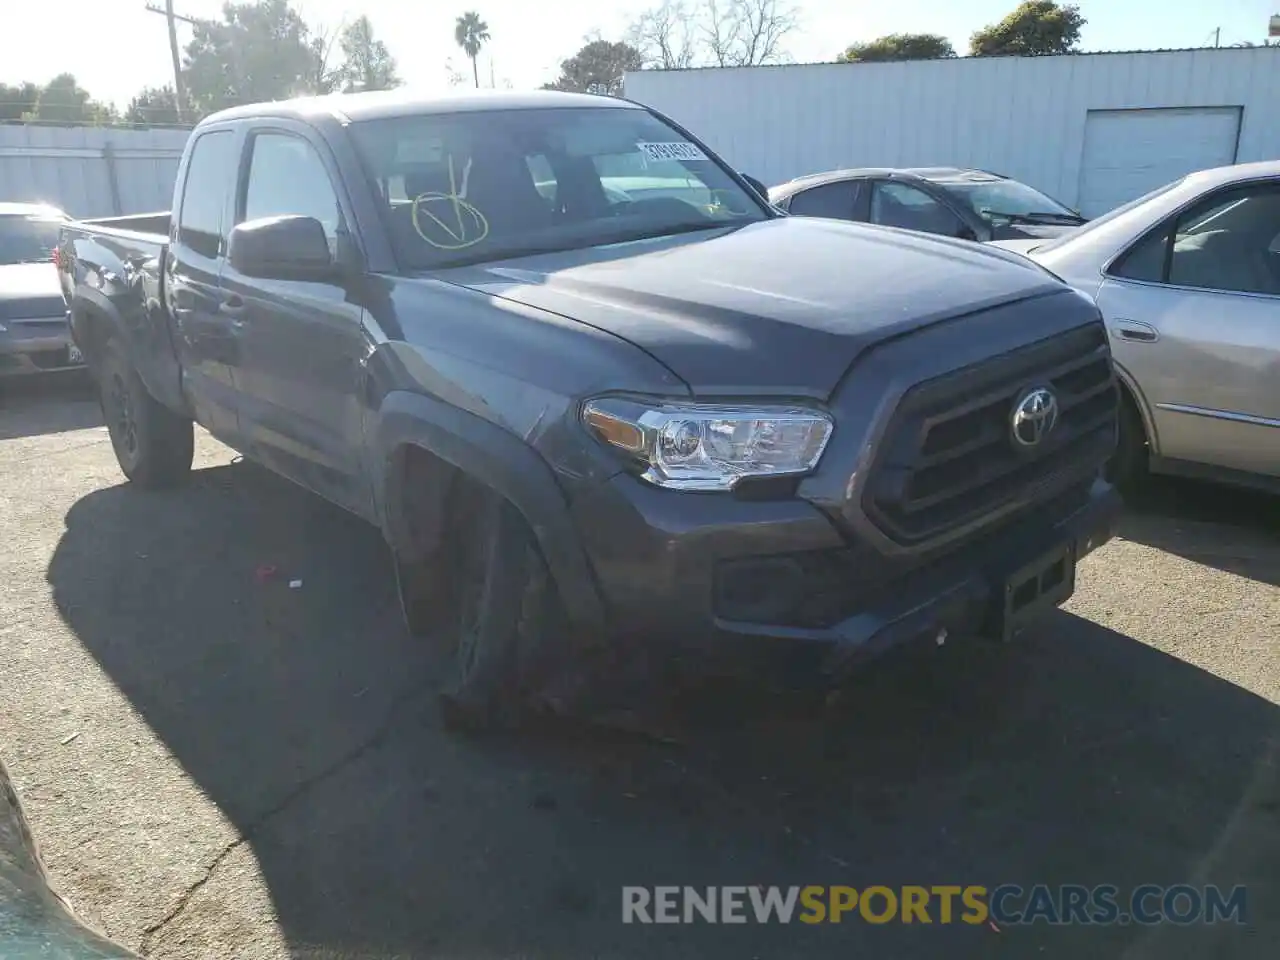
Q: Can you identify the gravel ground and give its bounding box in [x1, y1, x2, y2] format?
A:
[1, 374, 1277, 959]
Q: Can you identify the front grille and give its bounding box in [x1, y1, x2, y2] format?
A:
[0, 296, 65, 322]
[863, 323, 1117, 546]
[717, 480, 1094, 629]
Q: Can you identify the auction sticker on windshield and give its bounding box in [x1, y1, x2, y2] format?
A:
[637, 142, 706, 162]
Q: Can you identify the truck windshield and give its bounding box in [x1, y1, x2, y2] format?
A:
[0, 216, 61, 265]
[349, 106, 768, 270]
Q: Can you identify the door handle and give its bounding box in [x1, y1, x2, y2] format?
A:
[219, 296, 247, 328]
[1112, 320, 1159, 343]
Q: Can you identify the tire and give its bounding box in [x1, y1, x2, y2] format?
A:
[425, 487, 567, 732]
[1105, 389, 1149, 495]
[98, 341, 194, 488]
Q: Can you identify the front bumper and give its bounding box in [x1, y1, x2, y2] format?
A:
[571, 473, 1120, 683]
[0, 314, 83, 377]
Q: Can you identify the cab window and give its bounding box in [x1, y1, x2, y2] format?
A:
[177, 130, 236, 259]
[242, 132, 343, 251]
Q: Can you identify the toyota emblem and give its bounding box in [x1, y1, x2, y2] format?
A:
[1010, 387, 1059, 447]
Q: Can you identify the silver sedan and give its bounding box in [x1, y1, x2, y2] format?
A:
[991, 160, 1280, 494]
[0, 202, 81, 379]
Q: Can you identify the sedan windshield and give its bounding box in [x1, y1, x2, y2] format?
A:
[0, 216, 61, 265]
[938, 179, 1081, 225]
[349, 106, 768, 270]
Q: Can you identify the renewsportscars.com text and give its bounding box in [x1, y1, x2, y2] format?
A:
[622, 884, 1248, 926]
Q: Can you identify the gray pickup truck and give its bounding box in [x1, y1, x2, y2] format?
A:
[57, 89, 1121, 729]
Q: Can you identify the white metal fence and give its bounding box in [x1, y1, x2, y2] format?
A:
[0, 124, 191, 219]
[625, 47, 1280, 212]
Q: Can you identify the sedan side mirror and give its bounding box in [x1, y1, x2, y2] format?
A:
[228, 215, 335, 282]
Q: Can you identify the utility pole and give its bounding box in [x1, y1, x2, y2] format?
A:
[144, 1, 201, 122]
[1213, 27, 1221, 48]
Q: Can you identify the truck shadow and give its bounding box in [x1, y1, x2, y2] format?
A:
[1117, 477, 1280, 587]
[46, 462, 1278, 959]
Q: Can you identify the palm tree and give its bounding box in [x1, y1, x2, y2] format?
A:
[454, 12, 490, 88]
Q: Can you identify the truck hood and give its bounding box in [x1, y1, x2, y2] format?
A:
[440, 217, 1061, 396]
[0, 262, 62, 299]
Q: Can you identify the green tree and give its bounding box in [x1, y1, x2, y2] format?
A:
[27, 74, 115, 123]
[0, 81, 40, 122]
[969, 1, 1086, 57]
[838, 33, 956, 62]
[454, 11, 491, 88]
[543, 40, 644, 95]
[337, 15, 401, 92]
[183, 0, 320, 114]
[125, 86, 182, 125]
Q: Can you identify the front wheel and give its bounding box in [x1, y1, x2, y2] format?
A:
[431, 488, 568, 732]
[1105, 391, 1148, 495]
[98, 342, 194, 488]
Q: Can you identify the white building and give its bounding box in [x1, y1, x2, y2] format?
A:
[623, 47, 1280, 217]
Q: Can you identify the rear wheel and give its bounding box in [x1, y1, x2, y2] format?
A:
[98, 341, 194, 488]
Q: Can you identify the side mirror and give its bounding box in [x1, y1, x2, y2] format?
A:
[740, 173, 770, 201]
[227, 215, 335, 282]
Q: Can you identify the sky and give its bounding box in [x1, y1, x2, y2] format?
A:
[2, 0, 1276, 110]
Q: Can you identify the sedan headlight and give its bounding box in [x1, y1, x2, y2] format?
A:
[582, 397, 834, 491]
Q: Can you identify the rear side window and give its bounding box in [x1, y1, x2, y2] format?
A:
[178, 130, 236, 259]
[787, 181, 859, 219]
[1110, 227, 1169, 282]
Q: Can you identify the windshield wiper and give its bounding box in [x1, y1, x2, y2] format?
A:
[984, 209, 1087, 226]
[1020, 211, 1088, 224]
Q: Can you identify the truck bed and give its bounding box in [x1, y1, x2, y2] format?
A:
[79, 211, 171, 236]
[57, 214, 186, 416]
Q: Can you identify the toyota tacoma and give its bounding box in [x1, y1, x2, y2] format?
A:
[57, 90, 1121, 728]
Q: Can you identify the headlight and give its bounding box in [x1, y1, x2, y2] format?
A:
[582, 397, 834, 491]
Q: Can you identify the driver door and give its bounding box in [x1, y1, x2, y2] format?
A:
[218, 125, 373, 516]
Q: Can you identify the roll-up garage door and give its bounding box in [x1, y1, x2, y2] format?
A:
[1076, 106, 1241, 217]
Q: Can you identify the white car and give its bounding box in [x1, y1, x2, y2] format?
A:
[990, 160, 1280, 494]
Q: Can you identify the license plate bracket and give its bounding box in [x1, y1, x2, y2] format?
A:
[995, 542, 1076, 642]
